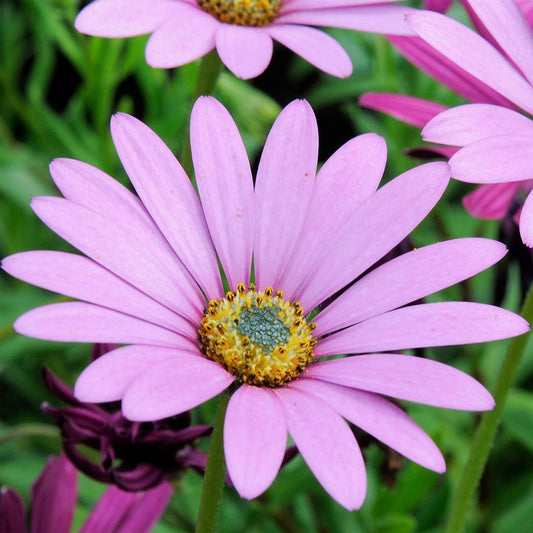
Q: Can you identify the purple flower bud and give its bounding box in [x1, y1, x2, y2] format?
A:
[42, 346, 211, 491]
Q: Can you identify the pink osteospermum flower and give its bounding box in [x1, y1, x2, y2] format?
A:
[3, 97, 529, 510]
[74, 0, 418, 79]
[360, 0, 533, 229]
[405, 0, 533, 245]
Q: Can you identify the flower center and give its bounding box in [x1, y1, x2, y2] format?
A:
[199, 284, 316, 387]
[196, 0, 281, 27]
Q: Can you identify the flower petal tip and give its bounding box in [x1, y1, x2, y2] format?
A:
[12, 312, 30, 336]
[235, 485, 268, 501]
[110, 111, 133, 129]
[520, 224, 533, 248]
[434, 456, 447, 475]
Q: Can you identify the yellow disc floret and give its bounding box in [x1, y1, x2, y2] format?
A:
[199, 283, 317, 387]
[197, 0, 281, 27]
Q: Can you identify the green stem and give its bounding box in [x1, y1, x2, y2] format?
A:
[180, 51, 224, 182]
[444, 283, 533, 533]
[195, 389, 231, 533]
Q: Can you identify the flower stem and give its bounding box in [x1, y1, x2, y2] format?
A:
[195, 389, 231, 533]
[444, 283, 533, 533]
[181, 51, 224, 182]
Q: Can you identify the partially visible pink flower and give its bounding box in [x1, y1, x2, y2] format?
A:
[361, 0, 533, 235]
[2, 97, 528, 510]
[406, 0, 533, 246]
[74, 0, 418, 79]
[0, 455, 172, 533]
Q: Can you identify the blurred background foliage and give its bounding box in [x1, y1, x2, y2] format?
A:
[1, 0, 532, 531]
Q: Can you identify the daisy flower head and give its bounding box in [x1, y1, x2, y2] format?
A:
[74, 0, 418, 79]
[404, 0, 533, 246]
[3, 97, 529, 510]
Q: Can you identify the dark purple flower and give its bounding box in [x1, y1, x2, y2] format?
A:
[42, 351, 211, 492]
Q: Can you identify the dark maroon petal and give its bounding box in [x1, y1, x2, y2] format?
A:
[62, 442, 111, 483]
[30, 456, 76, 533]
[0, 487, 27, 533]
[41, 368, 80, 407]
[100, 435, 116, 471]
[91, 343, 118, 361]
[282, 445, 299, 466]
[44, 405, 107, 444]
[112, 464, 166, 492]
[143, 425, 212, 445]
[183, 449, 208, 472]
[41, 368, 103, 412]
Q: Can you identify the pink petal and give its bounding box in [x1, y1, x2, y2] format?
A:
[407, 11, 533, 114]
[359, 93, 447, 128]
[75, 0, 182, 37]
[111, 113, 223, 300]
[122, 355, 234, 421]
[268, 25, 352, 78]
[307, 353, 495, 410]
[278, 133, 386, 301]
[315, 302, 529, 356]
[0, 488, 26, 533]
[80, 488, 138, 533]
[254, 100, 318, 290]
[114, 483, 173, 533]
[450, 135, 533, 184]
[467, 0, 533, 85]
[31, 456, 77, 533]
[519, 190, 533, 246]
[422, 104, 533, 146]
[145, 6, 218, 68]
[463, 183, 523, 220]
[517, 0, 533, 27]
[191, 97, 254, 289]
[31, 197, 202, 320]
[389, 35, 513, 107]
[296, 162, 450, 311]
[275, 387, 366, 510]
[299, 379, 445, 472]
[424, 0, 452, 12]
[215, 25, 273, 79]
[224, 385, 287, 499]
[80, 483, 173, 533]
[49, 159, 203, 314]
[277, 5, 417, 36]
[15, 302, 195, 348]
[2, 251, 197, 339]
[75, 345, 187, 403]
[314, 238, 507, 336]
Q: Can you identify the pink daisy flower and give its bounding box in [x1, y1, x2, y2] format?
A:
[2, 97, 528, 510]
[397, 0, 533, 245]
[360, 0, 533, 228]
[74, 0, 418, 79]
